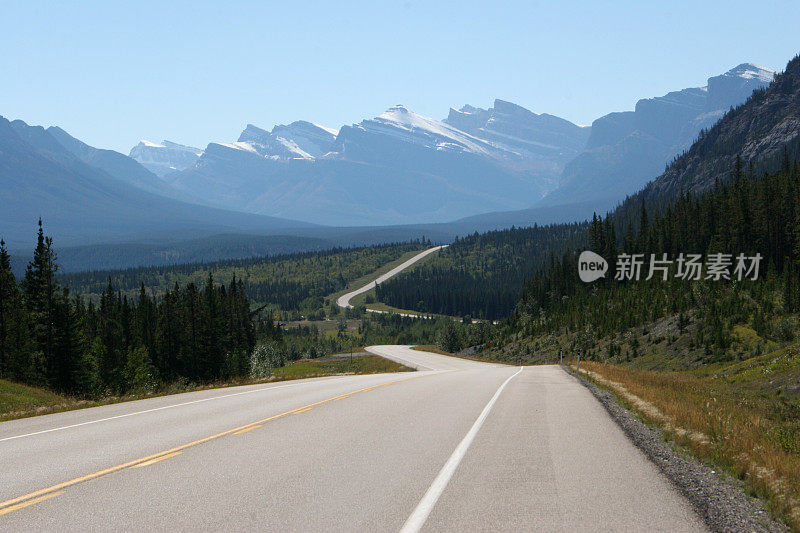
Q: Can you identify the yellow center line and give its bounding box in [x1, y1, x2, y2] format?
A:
[232, 424, 263, 435]
[0, 370, 451, 514]
[292, 407, 312, 414]
[131, 451, 183, 468]
[0, 491, 64, 517]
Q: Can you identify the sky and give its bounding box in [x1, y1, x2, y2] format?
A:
[1, 1, 798, 154]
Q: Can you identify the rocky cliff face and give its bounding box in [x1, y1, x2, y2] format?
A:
[445, 99, 591, 173]
[541, 63, 776, 208]
[645, 57, 800, 199]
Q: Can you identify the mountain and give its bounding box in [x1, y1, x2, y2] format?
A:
[0, 116, 315, 249]
[541, 63, 776, 208]
[444, 99, 591, 179]
[237, 121, 337, 159]
[10, 234, 334, 273]
[129, 140, 203, 178]
[643, 56, 800, 199]
[170, 104, 584, 226]
[43, 126, 183, 198]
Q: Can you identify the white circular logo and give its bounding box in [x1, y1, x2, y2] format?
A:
[578, 251, 608, 282]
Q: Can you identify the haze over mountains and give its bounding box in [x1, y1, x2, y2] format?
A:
[643, 59, 800, 200]
[0, 117, 315, 249]
[125, 63, 773, 228]
[129, 140, 203, 178]
[0, 60, 780, 269]
[146, 103, 586, 226]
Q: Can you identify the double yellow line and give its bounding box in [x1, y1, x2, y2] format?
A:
[0, 371, 439, 516]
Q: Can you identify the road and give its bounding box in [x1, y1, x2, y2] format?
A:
[0, 346, 706, 531]
[337, 246, 447, 317]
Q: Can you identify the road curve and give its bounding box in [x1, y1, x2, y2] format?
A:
[0, 347, 706, 531]
[337, 245, 448, 311]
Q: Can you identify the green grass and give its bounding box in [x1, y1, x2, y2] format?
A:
[0, 380, 88, 422]
[272, 355, 413, 380]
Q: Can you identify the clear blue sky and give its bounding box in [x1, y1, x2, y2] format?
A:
[1, 0, 798, 154]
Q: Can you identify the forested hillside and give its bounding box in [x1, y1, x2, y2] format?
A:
[0, 222, 255, 396]
[375, 224, 587, 320]
[63, 242, 427, 319]
[510, 156, 800, 361]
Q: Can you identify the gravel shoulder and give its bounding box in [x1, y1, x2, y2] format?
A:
[566, 366, 788, 533]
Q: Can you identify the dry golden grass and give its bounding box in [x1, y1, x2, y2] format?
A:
[578, 361, 800, 530]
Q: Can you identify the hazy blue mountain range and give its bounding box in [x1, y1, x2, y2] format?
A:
[1, 60, 781, 271]
[0, 116, 315, 249]
[539, 63, 776, 209]
[44, 126, 190, 200]
[444, 99, 591, 181]
[159, 102, 589, 226]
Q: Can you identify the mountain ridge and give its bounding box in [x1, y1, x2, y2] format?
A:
[540, 62, 776, 209]
[0, 116, 316, 248]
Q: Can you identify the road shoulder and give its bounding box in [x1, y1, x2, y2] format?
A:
[569, 367, 787, 532]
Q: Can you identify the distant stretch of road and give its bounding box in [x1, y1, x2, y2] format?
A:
[0, 346, 706, 531]
[337, 245, 448, 317]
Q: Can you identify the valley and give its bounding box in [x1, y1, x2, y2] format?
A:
[2, 6, 799, 529]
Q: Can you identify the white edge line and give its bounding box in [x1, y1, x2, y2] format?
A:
[400, 366, 524, 533]
[0, 375, 378, 443]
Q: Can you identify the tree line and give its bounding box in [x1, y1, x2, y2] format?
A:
[61, 242, 428, 319]
[0, 221, 256, 396]
[375, 224, 588, 320]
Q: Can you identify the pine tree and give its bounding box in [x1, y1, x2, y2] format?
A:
[21, 220, 60, 386]
[0, 240, 27, 378]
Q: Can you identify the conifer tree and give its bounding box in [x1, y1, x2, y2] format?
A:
[21, 220, 60, 386]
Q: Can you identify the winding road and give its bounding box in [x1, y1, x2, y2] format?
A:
[0, 346, 706, 531]
[337, 245, 448, 318]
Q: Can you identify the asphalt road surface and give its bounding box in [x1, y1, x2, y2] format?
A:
[336, 246, 448, 315]
[0, 346, 706, 531]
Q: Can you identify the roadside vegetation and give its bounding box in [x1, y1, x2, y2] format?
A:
[0, 227, 474, 421]
[0, 378, 84, 421]
[272, 354, 412, 381]
[576, 359, 800, 530]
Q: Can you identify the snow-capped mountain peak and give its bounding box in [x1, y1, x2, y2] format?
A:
[360, 105, 497, 157]
[443, 99, 591, 162]
[130, 140, 203, 177]
[723, 63, 775, 83]
[236, 120, 336, 160]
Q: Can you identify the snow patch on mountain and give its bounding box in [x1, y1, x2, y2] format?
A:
[130, 140, 203, 177]
[722, 63, 775, 83]
[353, 105, 501, 158]
[237, 120, 336, 160]
[215, 141, 260, 154]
